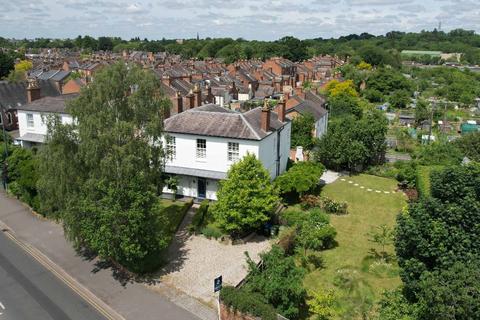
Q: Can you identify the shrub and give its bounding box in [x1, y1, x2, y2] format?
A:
[201, 224, 223, 239]
[189, 199, 209, 233]
[296, 209, 337, 253]
[245, 246, 307, 319]
[220, 286, 277, 320]
[320, 196, 348, 215]
[300, 194, 321, 210]
[279, 207, 308, 226]
[278, 227, 297, 255]
[275, 161, 325, 197]
[416, 165, 443, 198]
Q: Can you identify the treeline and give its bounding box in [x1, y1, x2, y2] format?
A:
[1, 28, 480, 64]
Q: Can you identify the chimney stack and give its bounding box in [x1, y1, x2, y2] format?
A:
[175, 91, 183, 114]
[187, 89, 195, 109]
[27, 78, 41, 103]
[193, 83, 202, 107]
[276, 95, 286, 122]
[261, 99, 271, 132]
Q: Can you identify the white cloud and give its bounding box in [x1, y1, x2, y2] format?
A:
[0, 0, 478, 40]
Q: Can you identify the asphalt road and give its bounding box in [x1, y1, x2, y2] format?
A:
[0, 232, 106, 320]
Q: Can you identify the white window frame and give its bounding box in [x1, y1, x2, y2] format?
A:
[196, 139, 206, 160]
[26, 113, 34, 128]
[166, 136, 176, 160]
[227, 142, 239, 162]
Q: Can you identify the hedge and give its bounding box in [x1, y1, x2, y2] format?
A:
[416, 166, 443, 198]
[189, 199, 209, 233]
[220, 286, 277, 320]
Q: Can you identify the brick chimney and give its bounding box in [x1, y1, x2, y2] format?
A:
[193, 83, 202, 107]
[27, 78, 41, 103]
[174, 91, 183, 114]
[276, 95, 286, 122]
[187, 90, 195, 109]
[206, 84, 214, 103]
[261, 99, 271, 132]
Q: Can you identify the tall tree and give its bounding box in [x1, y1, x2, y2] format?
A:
[211, 153, 279, 236]
[0, 51, 14, 79]
[37, 63, 171, 272]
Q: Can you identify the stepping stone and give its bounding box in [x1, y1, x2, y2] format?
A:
[367, 189, 373, 192]
[360, 186, 365, 189]
[354, 183, 359, 186]
[348, 181, 353, 184]
[384, 191, 390, 194]
[341, 178, 346, 181]
[375, 190, 381, 193]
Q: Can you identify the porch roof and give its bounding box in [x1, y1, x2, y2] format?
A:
[165, 165, 226, 180]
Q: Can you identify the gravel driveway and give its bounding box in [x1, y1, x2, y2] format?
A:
[156, 207, 271, 306]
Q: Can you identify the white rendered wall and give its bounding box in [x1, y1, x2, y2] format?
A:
[18, 110, 73, 139]
[165, 133, 260, 173]
[162, 175, 219, 200]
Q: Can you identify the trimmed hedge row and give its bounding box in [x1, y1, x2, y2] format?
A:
[220, 286, 277, 320]
[416, 165, 443, 198]
[189, 199, 209, 233]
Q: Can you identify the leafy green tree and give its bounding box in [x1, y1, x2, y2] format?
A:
[454, 132, 480, 162]
[367, 224, 394, 259]
[291, 112, 315, 149]
[416, 262, 480, 320]
[388, 90, 411, 109]
[37, 62, 171, 272]
[415, 140, 463, 166]
[315, 111, 387, 171]
[6, 147, 39, 208]
[395, 164, 480, 298]
[327, 93, 363, 118]
[97, 37, 113, 51]
[211, 153, 279, 236]
[0, 51, 14, 79]
[377, 288, 419, 320]
[275, 161, 324, 198]
[245, 246, 306, 319]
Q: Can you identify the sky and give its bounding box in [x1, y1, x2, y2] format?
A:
[0, 0, 479, 41]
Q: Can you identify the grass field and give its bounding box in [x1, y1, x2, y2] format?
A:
[304, 174, 407, 319]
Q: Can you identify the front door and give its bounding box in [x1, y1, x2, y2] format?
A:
[197, 178, 206, 199]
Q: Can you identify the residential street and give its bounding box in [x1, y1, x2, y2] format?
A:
[0, 232, 105, 320]
[0, 191, 204, 320]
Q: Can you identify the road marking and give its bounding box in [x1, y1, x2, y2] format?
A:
[0, 301, 4, 315]
[2, 231, 121, 320]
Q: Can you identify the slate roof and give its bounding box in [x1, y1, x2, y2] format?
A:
[16, 94, 78, 113]
[34, 69, 70, 81]
[287, 92, 328, 121]
[164, 104, 287, 140]
[165, 165, 226, 180]
[0, 80, 61, 111]
[287, 100, 327, 121]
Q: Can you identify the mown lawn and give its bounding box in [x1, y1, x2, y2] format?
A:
[304, 174, 406, 319]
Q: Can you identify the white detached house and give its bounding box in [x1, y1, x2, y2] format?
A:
[163, 101, 291, 200]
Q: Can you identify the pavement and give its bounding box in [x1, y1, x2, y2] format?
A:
[320, 170, 341, 185]
[0, 232, 105, 320]
[0, 190, 203, 320]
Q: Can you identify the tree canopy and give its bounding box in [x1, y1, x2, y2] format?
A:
[37, 62, 171, 272]
[211, 153, 279, 236]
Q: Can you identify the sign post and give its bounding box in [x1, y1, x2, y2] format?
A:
[214, 276, 222, 320]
